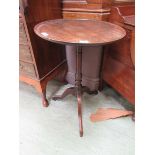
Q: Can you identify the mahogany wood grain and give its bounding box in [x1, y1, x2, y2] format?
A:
[34, 19, 126, 136]
[34, 19, 126, 46]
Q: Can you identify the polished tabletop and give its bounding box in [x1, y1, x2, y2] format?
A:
[34, 19, 126, 46]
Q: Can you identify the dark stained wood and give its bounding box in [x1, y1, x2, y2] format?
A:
[102, 5, 135, 104]
[76, 46, 83, 137]
[52, 86, 97, 101]
[41, 89, 48, 107]
[19, 0, 66, 107]
[34, 19, 126, 46]
[34, 19, 126, 136]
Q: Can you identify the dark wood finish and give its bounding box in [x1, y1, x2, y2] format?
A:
[102, 5, 135, 104]
[52, 86, 97, 100]
[19, 0, 66, 107]
[76, 46, 83, 137]
[34, 19, 126, 46]
[34, 19, 125, 136]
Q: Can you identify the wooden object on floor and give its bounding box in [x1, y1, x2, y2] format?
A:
[34, 19, 125, 137]
[19, 0, 66, 107]
[52, 86, 98, 101]
[90, 108, 133, 122]
[102, 4, 135, 104]
[62, 0, 112, 21]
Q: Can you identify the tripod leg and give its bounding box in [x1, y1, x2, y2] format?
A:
[75, 46, 83, 137]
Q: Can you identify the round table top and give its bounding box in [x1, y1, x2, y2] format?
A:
[34, 19, 126, 46]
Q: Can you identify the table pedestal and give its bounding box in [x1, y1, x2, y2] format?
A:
[65, 45, 103, 91]
[52, 46, 97, 137]
[75, 46, 83, 137]
[34, 19, 126, 137]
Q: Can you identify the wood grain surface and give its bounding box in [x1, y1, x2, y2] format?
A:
[34, 19, 126, 46]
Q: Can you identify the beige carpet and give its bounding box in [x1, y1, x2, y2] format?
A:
[19, 80, 134, 155]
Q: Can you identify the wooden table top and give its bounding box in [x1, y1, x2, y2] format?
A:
[34, 19, 126, 46]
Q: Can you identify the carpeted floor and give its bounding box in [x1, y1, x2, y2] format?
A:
[19, 80, 134, 155]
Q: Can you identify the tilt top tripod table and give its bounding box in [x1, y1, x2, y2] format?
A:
[34, 19, 126, 137]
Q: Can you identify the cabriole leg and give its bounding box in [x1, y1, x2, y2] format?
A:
[41, 89, 49, 107]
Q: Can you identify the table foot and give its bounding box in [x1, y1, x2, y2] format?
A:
[41, 90, 49, 107]
[52, 87, 75, 100]
[42, 98, 49, 107]
[84, 88, 98, 95]
[77, 91, 83, 137]
[52, 86, 97, 101]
